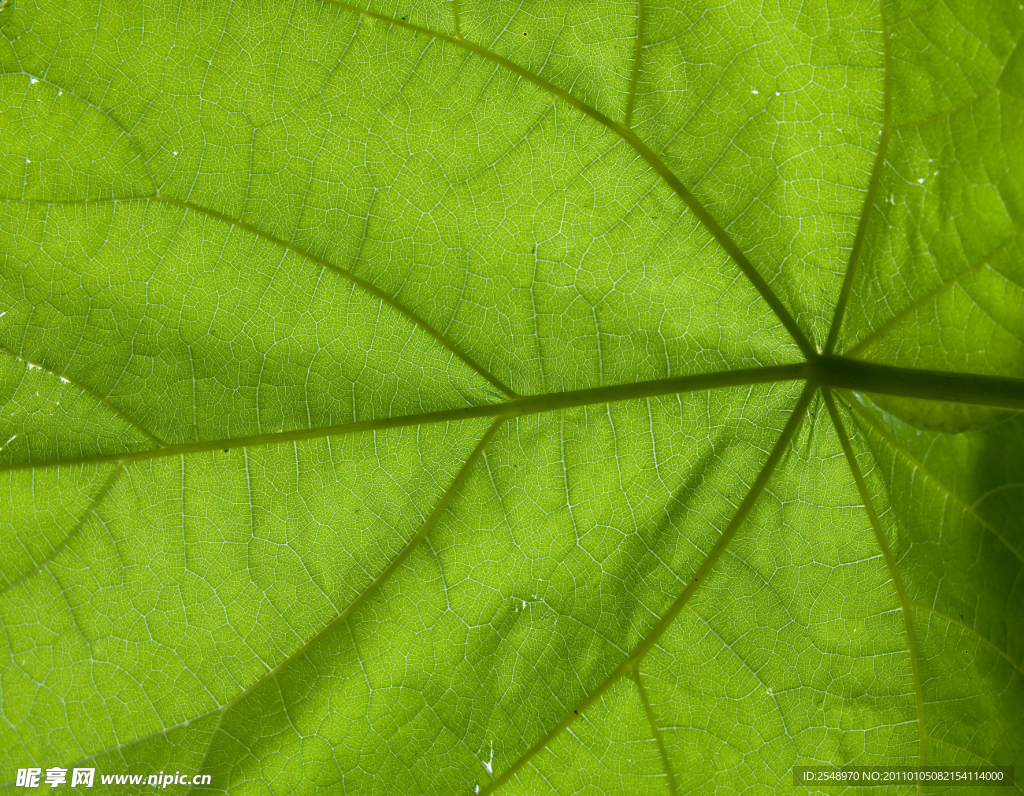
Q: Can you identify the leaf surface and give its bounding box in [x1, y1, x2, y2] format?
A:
[0, 0, 1021, 793]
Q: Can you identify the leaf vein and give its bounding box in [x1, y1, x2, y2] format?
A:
[0, 464, 123, 599]
[632, 667, 678, 796]
[824, 0, 892, 355]
[624, 0, 645, 128]
[844, 230, 1021, 357]
[479, 383, 816, 794]
[824, 391, 927, 771]
[23, 420, 503, 780]
[316, 0, 816, 358]
[0, 345, 167, 448]
[910, 601, 1024, 677]
[846, 396, 1024, 564]
[0, 365, 810, 472]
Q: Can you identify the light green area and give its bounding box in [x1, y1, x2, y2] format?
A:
[0, 0, 1021, 793]
[637, 0, 885, 345]
[0, 199, 500, 444]
[0, 420, 490, 781]
[0, 351, 155, 464]
[839, 0, 1024, 379]
[0, 463, 119, 589]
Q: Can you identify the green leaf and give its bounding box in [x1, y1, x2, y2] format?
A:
[0, 0, 1021, 793]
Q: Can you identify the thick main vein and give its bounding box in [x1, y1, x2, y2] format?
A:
[4, 359, 1023, 472]
[0, 363, 809, 471]
[480, 383, 816, 795]
[318, 0, 816, 359]
[825, 0, 892, 355]
[814, 358, 1024, 411]
[824, 391, 926, 774]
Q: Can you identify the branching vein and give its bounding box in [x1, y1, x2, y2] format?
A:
[318, 0, 817, 358]
[0, 464, 123, 599]
[845, 396, 1024, 564]
[632, 667, 678, 796]
[480, 383, 816, 794]
[30, 419, 504, 782]
[0, 344, 167, 447]
[825, 0, 892, 355]
[824, 391, 926, 774]
[624, 0, 645, 128]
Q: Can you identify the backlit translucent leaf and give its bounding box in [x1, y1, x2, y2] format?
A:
[1, 0, 1021, 793]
